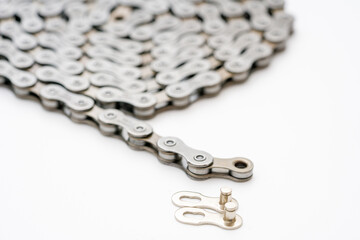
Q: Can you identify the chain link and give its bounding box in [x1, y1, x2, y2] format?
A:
[0, 0, 294, 181]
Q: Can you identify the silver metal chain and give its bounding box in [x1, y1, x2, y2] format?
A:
[0, 0, 293, 182]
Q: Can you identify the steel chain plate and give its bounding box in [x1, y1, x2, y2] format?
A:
[0, 0, 294, 182]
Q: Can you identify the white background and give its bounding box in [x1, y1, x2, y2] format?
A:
[1, 0, 360, 239]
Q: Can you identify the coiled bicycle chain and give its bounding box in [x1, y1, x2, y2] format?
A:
[0, 0, 293, 181]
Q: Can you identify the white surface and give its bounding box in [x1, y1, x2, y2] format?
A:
[1, 0, 360, 239]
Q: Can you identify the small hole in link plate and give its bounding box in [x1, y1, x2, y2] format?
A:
[234, 161, 248, 169]
[180, 196, 201, 203]
[184, 211, 205, 219]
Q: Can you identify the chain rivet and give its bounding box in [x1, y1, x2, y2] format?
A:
[165, 139, 176, 146]
[135, 125, 145, 132]
[194, 154, 206, 161]
[105, 112, 116, 119]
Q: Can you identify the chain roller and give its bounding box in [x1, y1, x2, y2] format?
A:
[89, 72, 147, 93]
[85, 44, 143, 67]
[0, 39, 34, 69]
[16, 2, 44, 33]
[0, 60, 37, 95]
[85, 58, 141, 80]
[35, 66, 90, 92]
[0, 20, 37, 51]
[156, 59, 212, 86]
[33, 49, 84, 75]
[37, 32, 83, 60]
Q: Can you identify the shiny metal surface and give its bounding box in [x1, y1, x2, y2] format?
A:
[172, 187, 242, 230]
[0, 0, 293, 181]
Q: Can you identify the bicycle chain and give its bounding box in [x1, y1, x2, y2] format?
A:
[0, 0, 293, 182]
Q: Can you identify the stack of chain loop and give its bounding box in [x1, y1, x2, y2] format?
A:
[0, 0, 293, 181]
